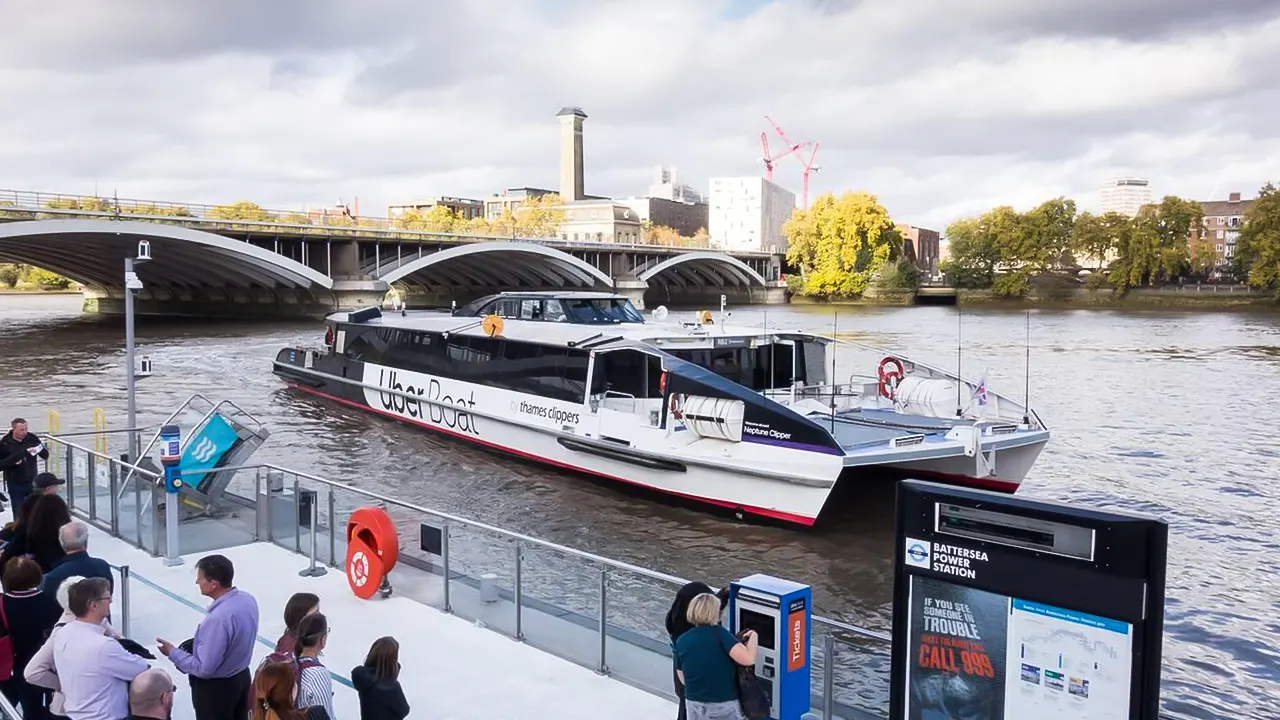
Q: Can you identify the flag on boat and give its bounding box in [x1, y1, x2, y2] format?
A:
[972, 375, 989, 407]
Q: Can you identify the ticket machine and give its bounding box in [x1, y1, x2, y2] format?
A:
[729, 574, 812, 720]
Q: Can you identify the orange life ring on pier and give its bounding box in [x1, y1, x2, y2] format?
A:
[346, 507, 400, 600]
[877, 357, 905, 400]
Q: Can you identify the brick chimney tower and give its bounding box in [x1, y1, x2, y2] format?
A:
[556, 107, 587, 201]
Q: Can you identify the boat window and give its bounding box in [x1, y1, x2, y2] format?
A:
[542, 300, 566, 322]
[668, 344, 793, 392]
[561, 298, 645, 324]
[799, 341, 826, 386]
[348, 326, 589, 404]
[446, 336, 588, 404]
[590, 349, 664, 399]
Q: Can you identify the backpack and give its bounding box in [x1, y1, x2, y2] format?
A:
[251, 652, 323, 709]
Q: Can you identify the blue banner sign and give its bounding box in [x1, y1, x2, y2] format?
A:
[179, 413, 239, 493]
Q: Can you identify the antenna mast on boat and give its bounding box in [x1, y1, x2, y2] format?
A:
[830, 311, 838, 427]
[955, 307, 963, 417]
[1023, 309, 1031, 425]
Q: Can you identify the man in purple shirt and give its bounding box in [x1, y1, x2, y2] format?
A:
[156, 554, 259, 720]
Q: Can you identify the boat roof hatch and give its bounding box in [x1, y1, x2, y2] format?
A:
[347, 306, 382, 324]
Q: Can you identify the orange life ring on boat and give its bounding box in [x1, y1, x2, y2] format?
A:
[669, 393, 683, 420]
[324, 326, 335, 346]
[346, 507, 400, 600]
[877, 357, 905, 400]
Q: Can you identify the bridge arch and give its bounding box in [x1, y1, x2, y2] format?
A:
[379, 241, 615, 292]
[636, 251, 769, 290]
[0, 219, 334, 292]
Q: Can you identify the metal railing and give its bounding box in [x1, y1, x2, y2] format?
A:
[0, 692, 20, 720]
[44, 432, 892, 718]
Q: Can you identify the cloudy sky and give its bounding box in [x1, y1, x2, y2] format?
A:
[2, 0, 1277, 230]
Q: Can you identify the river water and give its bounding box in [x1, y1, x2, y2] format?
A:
[2, 294, 1277, 719]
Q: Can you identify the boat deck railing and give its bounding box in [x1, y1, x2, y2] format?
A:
[43, 430, 893, 720]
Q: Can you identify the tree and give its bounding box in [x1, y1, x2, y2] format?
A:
[0, 265, 19, 288]
[1111, 196, 1201, 291]
[512, 193, 566, 237]
[784, 191, 902, 298]
[643, 224, 684, 246]
[26, 267, 72, 289]
[690, 227, 710, 247]
[940, 217, 998, 288]
[1189, 241, 1218, 277]
[1021, 197, 1077, 269]
[395, 206, 459, 232]
[1071, 211, 1130, 271]
[209, 201, 277, 222]
[1236, 182, 1280, 294]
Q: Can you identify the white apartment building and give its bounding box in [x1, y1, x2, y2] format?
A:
[1100, 177, 1152, 217]
[708, 176, 796, 253]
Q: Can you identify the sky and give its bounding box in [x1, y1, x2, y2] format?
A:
[2, 0, 1278, 231]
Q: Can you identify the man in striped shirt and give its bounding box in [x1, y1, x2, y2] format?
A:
[156, 554, 260, 720]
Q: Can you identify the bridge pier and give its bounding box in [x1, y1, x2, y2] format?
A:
[614, 279, 649, 311]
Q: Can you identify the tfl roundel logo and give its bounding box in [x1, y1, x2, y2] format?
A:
[904, 537, 931, 569]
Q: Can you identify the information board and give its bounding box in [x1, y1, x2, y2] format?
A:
[890, 481, 1167, 720]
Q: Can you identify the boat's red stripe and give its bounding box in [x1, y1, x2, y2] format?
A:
[289, 383, 819, 526]
[900, 468, 1022, 492]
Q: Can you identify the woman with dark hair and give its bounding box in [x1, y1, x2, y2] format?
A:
[275, 592, 320, 653]
[0, 556, 63, 720]
[24, 495, 70, 573]
[295, 613, 335, 720]
[351, 637, 409, 720]
[252, 661, 328, 720]
[0, 493, 44, 563]
[666, 582, 731, 720]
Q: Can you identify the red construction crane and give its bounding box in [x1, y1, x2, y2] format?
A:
[797, 142, 821, 210]
[760, 115, 820, 208]
[760, 116, 804, 182]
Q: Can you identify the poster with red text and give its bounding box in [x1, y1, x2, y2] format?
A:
[907, 575, 1008, 720]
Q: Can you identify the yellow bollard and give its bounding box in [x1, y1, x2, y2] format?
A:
[93, 408, 107, 455]
[47, 410, 61, 473]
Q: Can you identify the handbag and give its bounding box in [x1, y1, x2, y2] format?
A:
[0, 597, 14, 681]
[736, 662, 770, 719]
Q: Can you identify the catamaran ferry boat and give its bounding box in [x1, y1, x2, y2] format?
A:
[272, 291, 1049, 526]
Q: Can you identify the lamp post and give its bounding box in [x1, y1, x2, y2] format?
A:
[124, 240, 152, 462]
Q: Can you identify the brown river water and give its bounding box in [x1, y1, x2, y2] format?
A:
[1, 294, 1277, 719]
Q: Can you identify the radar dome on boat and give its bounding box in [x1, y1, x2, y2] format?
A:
[653, 306, 669, 321]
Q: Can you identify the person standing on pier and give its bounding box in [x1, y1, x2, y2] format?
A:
[1, 418, 49, 515]
[52, 578, 149, 720]
[665, 582, 730, 720]
[156, 555, 260, 720]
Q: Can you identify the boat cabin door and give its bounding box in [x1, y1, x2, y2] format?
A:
[588, 348, 665, 443]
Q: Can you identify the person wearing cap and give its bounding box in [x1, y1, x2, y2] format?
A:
[35, 472, 65, 496]
[1, 418, 49, 515]
[42, 521, 113, 601]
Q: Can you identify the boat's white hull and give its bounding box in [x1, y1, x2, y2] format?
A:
[883, 438, 1047, 493]
[280, 359, 844, 526]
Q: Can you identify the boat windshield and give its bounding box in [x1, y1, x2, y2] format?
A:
[561, 297, 645, 324]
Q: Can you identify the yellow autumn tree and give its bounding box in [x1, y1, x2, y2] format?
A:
[395, 205, 459, 232]
[784, 191, 902, 298]
[512, 193, 566, 237]
[209, 201, 278, 222]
